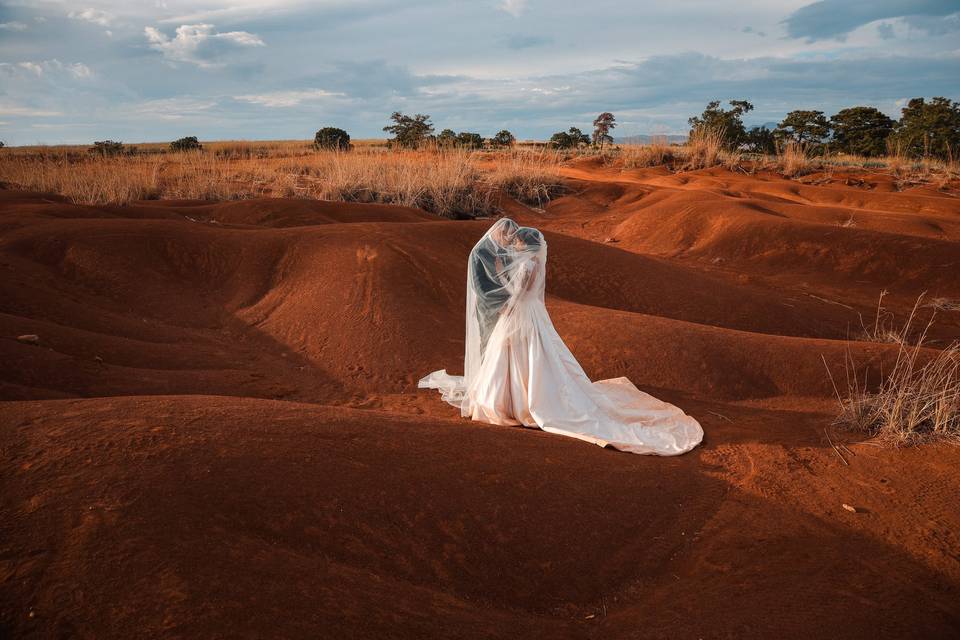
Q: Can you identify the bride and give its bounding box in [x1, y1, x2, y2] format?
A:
[419, 218, 703, 455]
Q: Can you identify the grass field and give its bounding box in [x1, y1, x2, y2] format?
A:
[1, 137, 956, 214]
[0, 142, 563, 217]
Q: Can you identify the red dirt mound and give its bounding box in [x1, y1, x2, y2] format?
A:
[2, 166, 959, 639]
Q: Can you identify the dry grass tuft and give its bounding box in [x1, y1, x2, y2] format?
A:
[827, 295, 960, 445]
[880, 138, 960, 190]
[837, 214, 857, 228]
[486, 149, 564, 208]
[777, 142, 814, 178]
[858, 291, 904, 343]
[682, 127, 727, 171]
[927, 297, 960, 312]
[621, 136, 674, 169]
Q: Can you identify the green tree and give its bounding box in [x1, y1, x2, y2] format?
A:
[568, 127, 589, 146]
[313, 127, 351, 150]
[383, 112, 434, 148]
[744, 126, 776, 154]
[550, 127, 590, 149]
[828, 107, 895, 157]
[774, 110, 831, 145]
[549, 131, 572, 148]
[491, 129, 516, 147]
[437, 129, 457, 146]
[455, 132, 484, 149]
[89, 140, 125, 156]
[889, 97, 960, 159]
[592, 112, 616, 151]
[170, 136, 202, 152]
[688, 100, 754, 148]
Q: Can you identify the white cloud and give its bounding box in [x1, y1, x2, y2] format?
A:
[132, 96, 219, 120]
[234, 89, 344, 107]
[2, 59, 93, 79]
[0, 102, 63, 117]
[69, 63, 93, 78]
[157, 0, 312, 25]
[145, 24, 265, 67]
[497, 0, 527, 17]
[17, 62, 45, 76]
[0, 21, 29, 31]
[68, 8, 114, 26]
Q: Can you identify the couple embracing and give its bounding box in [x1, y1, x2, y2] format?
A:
[420, 218, 703, 456]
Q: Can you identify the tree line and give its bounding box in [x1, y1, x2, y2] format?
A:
[353, 111, 618, 151]
[311, 115, 519, 151]
[53, 95, 956, 160]
[688, 97, 960, 159]
[375, 112, 516, 150]
[364, 97, 958, 159]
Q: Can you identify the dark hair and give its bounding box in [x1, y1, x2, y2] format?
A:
[517, 227, 543, 249]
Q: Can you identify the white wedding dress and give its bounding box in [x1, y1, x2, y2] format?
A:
[419, 219, 703, 455]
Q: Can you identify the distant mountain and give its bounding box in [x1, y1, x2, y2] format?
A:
[615, 134, 688, 145]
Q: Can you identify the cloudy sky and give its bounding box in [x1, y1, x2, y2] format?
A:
[0, 0, 957, 144]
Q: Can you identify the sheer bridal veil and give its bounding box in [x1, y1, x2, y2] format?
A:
[421, 218, 546, 413]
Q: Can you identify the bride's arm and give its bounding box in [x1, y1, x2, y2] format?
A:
[522, 257, 540, 291]
[503, 258, 537, 303]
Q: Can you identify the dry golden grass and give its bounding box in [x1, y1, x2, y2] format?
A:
[776, 141, 814, 178]
[608, 131, 959, 187]
[277, 149, 497, 217]
[617, 128, 739, 172]
[1, 154, 160, 203]
[827, 296, 960, 446]
[681, 127, 727, 171]
[858, 291, 906, 344]
[618, 128, 742, 171]
[486, 149, 563, 208]
[0, 144, 562, 218]
[836, 214, 857, 228]
[620, 136, 674, 169]
[3, 136, 955, 210]
[1, 138, 390, 158]
[927, 297, 960, 312]
[771, 141, 959, 187]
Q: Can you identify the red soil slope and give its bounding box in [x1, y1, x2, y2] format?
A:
[2, 167, 959, 639]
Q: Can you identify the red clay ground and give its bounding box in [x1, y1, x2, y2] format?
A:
[2, 162, 959, 639]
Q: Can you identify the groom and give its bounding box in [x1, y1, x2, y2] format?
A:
[471, 219, 517, 355]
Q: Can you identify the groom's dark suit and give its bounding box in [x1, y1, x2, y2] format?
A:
[471, 242, 510, 356]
